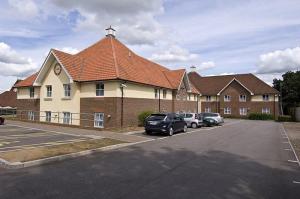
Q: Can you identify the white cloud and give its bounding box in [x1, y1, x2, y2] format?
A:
[0, 42, 37, 77]
[256, 73, 282, 85]
[257, 47, 300, 74]
[8, 0, 39, 19]
[60, 47, 79, 54]
[50, 0, 165, 45]
[198, 61, 215, 71]
[150, 45, 198, 63]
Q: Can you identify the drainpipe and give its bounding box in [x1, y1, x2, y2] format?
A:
[120, 82, 127, 128]
[196, 95, 199, 113]
[158, 88, 161, 113]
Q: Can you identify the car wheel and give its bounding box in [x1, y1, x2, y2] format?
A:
[191, 123, 197, 129]
[168, 127, 174, 136]
[183, 125, 188, 132]
[145, 130, 151, 135]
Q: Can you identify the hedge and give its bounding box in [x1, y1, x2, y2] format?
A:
[138, 110, 154, 126]
[248, 113, 274, 120]
[277, 115, 293, 122]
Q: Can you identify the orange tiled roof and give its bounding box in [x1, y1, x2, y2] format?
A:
[14, 73, 38, 87]
[17, 36, 190, 90]
[188, 72, 279, 95]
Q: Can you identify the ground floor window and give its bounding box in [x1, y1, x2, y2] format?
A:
[63, 112, 71, 124]
[94, 113, 104, 128]
[204, 107, 211, 113]
[239, 108, 247, 116]
[45, 111, 51, 122]
[262, 107, 271, 114]
[28, 111, 35, 121]
[224, 107, 231, 114]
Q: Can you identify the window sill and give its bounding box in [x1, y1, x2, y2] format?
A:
[44, 97, 52, 101]
[61, 97, 71, 100]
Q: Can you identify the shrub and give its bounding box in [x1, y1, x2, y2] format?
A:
[138, 111, 154, 126]
[277, 115, 292, 122]
[248, 113, 274, 120]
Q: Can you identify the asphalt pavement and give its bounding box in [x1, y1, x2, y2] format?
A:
[0, 120, 299, 199]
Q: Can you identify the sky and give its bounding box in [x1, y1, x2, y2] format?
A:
[0, 0, 300, 91]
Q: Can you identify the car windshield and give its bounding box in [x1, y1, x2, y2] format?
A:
[147, 114, 166, 121]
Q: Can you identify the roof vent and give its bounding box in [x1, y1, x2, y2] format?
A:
[190, 65, 197, 72]
[105, 25, 116, 38]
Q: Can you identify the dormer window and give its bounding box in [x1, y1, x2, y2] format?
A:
[46, 85, 52, 97]
[96, 82, 104, 96]
[263, 94, 269, 101]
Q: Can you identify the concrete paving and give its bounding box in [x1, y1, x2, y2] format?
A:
[0, 120, 300, 199]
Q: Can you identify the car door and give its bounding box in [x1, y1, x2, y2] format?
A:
[173, 115, 181, 132]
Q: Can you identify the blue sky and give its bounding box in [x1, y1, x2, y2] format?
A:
[0, 0, 300, 91]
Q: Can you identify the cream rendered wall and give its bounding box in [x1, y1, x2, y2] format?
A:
[81, 81, 173, 100]
[251, 94, 278, 102]
[40, 61, 81, 125]
[17, 87, 40, 99]
[200, 95, 217, 102]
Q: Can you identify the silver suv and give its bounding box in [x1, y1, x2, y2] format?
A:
[181, 113, 204, 128]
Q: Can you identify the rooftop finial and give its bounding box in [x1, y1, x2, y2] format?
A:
[105, 25, 116, 38]
[190, 65, 197, 72]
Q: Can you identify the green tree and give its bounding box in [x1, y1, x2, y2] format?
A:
[273, 71, 300, 114]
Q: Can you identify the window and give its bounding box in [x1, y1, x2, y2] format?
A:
[63, 112, 71, 124]
[194, 94, 197, 101]
[45, 111, 51, 122]
[263, 94, 269, 101]
[163, 89, 167, 99]
[224, 107, 231, 114]
[239, 108, 247, 116]
[94, 113, 104, 128]
[224, 95, 231, 102]
[28, 111, 35, 121]
[29, 87, 34, 98]
[206, 96, 211, 102]
[262, 107, 271, 114]
[185, 113, 193, 118]
[205, 107, 211, 113]
[46, 85, 52, 97]
[96, 82, 104, 96]
[188, 94, 191, 101]
[63, 84, 71, 97]
[239, 95, 246, 102]
[154, 89, 158, 99]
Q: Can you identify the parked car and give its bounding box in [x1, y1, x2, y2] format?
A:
[0, 116, 4, 125]
[181, 113, 204, 128]
[145, 113, 187, 136]
[200, 112, 224, 126]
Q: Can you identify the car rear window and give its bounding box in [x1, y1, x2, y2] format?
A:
[147, 114, 166, 121]
[211, 113, 219, 117]
[185, 114, 193, 118]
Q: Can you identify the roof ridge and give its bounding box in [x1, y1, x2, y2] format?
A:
[110, 37, 119, 78]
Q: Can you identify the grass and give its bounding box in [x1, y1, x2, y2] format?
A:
[0, 138, 125, 163]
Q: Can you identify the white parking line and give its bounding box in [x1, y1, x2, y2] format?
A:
[284, 148, 292, 151]
[281, 125, 300, 167]
[293, 181, 300, 184]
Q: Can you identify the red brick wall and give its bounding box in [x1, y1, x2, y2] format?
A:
[16, 99, 40, 120]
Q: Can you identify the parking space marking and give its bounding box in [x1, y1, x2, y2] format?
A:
[284, 148, 292, 151]
[293, 181, 300, 184]
[281, 125, 300, 167]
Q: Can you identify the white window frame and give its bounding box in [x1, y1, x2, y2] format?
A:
[262, 107, 271, 114]
[162, 89, 167, 99]
[29, 87, 35, 98]
[63, 84, 71, 97]
[239, 108, 247, 116]
[239, 95, 246, 102]
[63, 112, 71, 124]
[224, 95, 231, 102]
[45, 111, 51, 122]
[94, 112, 104, 128]
[206, 96, 211, 102]
[188, 94, 191, 101]
[96, 82, 104, 96]
[28, 111, 35, 121]
[154, 89, 158, 99]
[204, 107, 211, 113]
[262, 94, 269, 101]
[194, 94, 197, 101]
[224, 107, 231, 114]
[46, 85, 52, 97]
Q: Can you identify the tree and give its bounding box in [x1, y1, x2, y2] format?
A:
[273, 71, 300, 114]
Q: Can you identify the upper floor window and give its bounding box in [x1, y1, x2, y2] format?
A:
[162, 89, 167, 99]
[262, 107, 271, 114]
[154, 89, 158, 99]
[29, 87, 34, 98]
[188, 94, 191, 101]
[204, 107, 211, 113]
[194, 94, 197, 101]
[63, 84, 71, 97]
[224, 107, 231, 114]
[262, 94, 269, 101]
[224, 95, 231, 102]
[46, 85, 52, 97]
[206, 96, 211, 102]
[96, 82, 104, 96]
[239, 95, 246, 102]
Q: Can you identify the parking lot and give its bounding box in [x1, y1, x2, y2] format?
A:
[0, 124, 91, 152]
